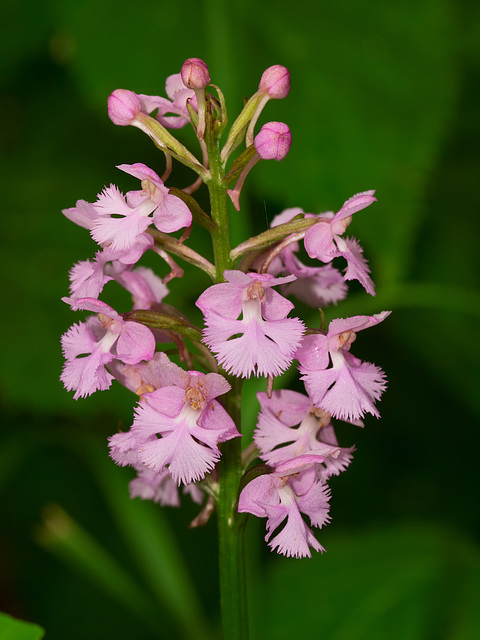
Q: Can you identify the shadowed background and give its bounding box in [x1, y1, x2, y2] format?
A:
[1, 0, 479, 638]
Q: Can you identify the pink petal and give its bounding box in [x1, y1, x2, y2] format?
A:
[153, 193, 192, 232]
[304, 221, 336, 261]
[335, 190, 376, 221]
[139, 420, 220, 485]
[116, 321, 155, 364]
[295, 334, 330, 370]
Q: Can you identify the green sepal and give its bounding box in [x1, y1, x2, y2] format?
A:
[124, 310, 203, 343]
[230, 215, 318, 261]
[222, 145, 257, 187]
[220, 92, 263, 162]
[318, 307, 327, 332]
[186, 100, 199, 129]
[209, 84, 228, 139]
[147, 228, 215, 279]
[135, 113, 210, 180]
[167, 187, 219, 233]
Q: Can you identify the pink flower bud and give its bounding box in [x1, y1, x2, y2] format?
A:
[259, 65, 290, 99]
[181, 58, 211, 90]
[254, 122, 292, 161]
[108, 89, 142, 126]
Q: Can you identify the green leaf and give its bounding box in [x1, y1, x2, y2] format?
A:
[0, 613, 44, 640]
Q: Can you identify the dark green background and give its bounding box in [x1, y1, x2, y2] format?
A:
[1, 0, 479, 638]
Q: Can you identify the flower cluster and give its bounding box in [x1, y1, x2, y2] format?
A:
[61, 58, 390, 558]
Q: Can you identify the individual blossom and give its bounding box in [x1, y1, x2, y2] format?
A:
[254, 389, 355, 478]
[296, 312, 391, 421]
[303, 190, 377, 295]
[90, 163, 192, 254]
[196, 270, 305, 378]
[124, 361, 240, 485]
[61, 298, 155, 399]
[238, 454, 331, 558]
[62, 198, 155, 268]
[267, 207, 348, 307]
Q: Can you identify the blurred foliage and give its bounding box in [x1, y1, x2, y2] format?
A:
[0, 0, 479, 638]
[249, 522, 480, 640]
[0, 611, 44, 640]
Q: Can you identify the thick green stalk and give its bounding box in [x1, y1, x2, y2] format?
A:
[206, 137, 233, 281]
[205, 135, 248, 639]
[216, 416, 248, 640]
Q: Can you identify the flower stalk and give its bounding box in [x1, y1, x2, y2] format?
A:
[217, 380, 248, 639]
[204, 105, 248, 636]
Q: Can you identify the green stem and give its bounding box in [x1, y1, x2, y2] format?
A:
[217, 437, 248, 640]
[206, 135, 233, 281]
[204, 130, 248, 639]
[217, 376, 247, 640]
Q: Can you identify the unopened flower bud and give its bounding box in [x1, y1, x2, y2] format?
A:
[259, 65, 290, 99]
[254, 122, 292, 161]
[181, 58, 211, 90]
[108, 89, 142, 126]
